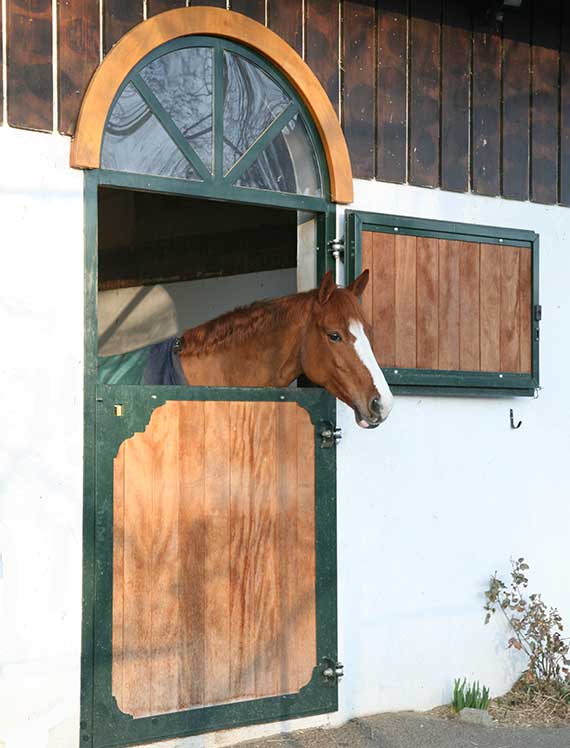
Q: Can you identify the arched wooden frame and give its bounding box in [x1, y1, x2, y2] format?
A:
[71, 7, 353, 203]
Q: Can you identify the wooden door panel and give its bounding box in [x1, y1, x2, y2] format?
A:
[112, 400, 316, 717]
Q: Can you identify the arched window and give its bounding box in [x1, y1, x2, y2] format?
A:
[100, 38, 324, 199]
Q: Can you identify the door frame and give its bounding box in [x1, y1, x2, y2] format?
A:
[81, 165, 338, 747]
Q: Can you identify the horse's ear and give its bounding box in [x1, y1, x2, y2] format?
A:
[317, 270, 336, 305]
[347, 269, 370, 298]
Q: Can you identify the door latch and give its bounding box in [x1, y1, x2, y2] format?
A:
[321, 657, 344, 683]
[319, 421, 341, 448]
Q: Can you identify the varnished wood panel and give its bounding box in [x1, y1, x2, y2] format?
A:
[113, 400, 316, 716]
[305, 0, 339, 114]
[269, 0, 302, 56]
[395, 235, 417, 368]
[531, 1, 560, 204]
[409, 0, 440, 188]
[459, 243, 480, 371]
[232, 0, 265, 24]
[472, 13, 501, 196]
[104, 0, 143, 54]
[7, 0, 53, 131]
[438, 240, 460, 370]
[440, 2, 470, 193]
[479, 243, 501, 371]
[342, 0, 375, 179]
[416, 237, 438, 369]
[58, 0, 100, 135]
[376, 0, 407, 183]
[148, 0, 186, 17]
[502, 4, 530, 201]
[365, 233, 532, 375]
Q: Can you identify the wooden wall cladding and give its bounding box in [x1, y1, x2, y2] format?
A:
[361, 231, 532, 374]
[112, 400, 316, 717]
[5, 1, 570, 206]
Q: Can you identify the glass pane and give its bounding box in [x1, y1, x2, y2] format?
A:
[101, 84, 199, 180]
[140, 47, 213, 172]
[223, 51, 291, 174]
[235, 114, 322, 196]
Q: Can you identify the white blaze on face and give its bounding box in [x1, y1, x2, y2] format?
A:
[348, 319, 394, 422]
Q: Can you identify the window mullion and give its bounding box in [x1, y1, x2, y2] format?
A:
[223, 102, 298, 186]
[131, 73, 213, 183]
[214, 46, 224, 181]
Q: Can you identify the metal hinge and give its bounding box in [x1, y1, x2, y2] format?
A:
[534, 304, 542, 322]
[322, 657, 344, 683]
[319, 421, 342, 448]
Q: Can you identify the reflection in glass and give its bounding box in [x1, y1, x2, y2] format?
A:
[101, 84, 198, 179]
[235, 114, 321, 196]
[223, 51, 290, 174]
[140, 47, 213, 172]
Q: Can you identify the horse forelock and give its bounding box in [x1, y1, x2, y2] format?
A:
[180, 291, 315, 357]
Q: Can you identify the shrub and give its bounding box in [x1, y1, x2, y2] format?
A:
[484, 558, 570, 685]
[452, 678, 490, 711]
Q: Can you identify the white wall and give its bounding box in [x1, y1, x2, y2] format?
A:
[335, 179, 570, 717]
[2, 125, 569, 748]
[0, 127, 84, 747]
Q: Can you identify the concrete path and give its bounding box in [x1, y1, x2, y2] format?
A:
[237, 713, 570, 748]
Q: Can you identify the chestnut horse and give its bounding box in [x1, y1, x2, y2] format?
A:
[99, 270, 393, 427]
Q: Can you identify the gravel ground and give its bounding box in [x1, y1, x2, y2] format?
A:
[235, 712, 570, 748]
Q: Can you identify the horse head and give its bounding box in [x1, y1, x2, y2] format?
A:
[301, 270, 394, 428]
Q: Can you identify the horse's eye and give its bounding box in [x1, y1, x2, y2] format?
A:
[328, 332, 342, 343]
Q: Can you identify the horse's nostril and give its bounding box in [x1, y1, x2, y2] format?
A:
[370, 396, 381, 415]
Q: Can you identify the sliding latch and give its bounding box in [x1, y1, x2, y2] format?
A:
[322, 657, 344, 683]
[319, 421, 342, 449]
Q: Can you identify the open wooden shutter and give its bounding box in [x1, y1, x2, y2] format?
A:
[346, 211, 539, 396]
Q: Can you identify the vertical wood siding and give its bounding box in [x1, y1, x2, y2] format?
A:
[362, 232, 533, 374]
[4, 1, 569, 207]
[112, 400, 317, 717]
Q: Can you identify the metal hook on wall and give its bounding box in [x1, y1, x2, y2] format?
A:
[510, 409, 522, 430]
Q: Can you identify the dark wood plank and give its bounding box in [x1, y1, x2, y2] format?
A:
[438, 240, 460, 370]
[7, 0, 53, 131]
[502, 3, 530, 201]
[416, 237, 438, 369]
[531, 1, 560, 205]
[472, 11, 501, 196]
[0, 1, 3, 125]
[480, 243, 501, 371]
[371, 232, 396, 367]
[561, 5, 570, 205]
[459, 242, 480, 371]
[409, 0, 441, 188]
[191, 0, 225, 7]
[305, 0, 340, 114]
[395, 235, 417, 368]
[232, 0, 265, 23]
[147, 0, 185, 17]
[269, 0, 302, 55]
[500, 246, 521, 372]
[342, 0, 375, 179]
[440, 1, 470, 193]
[58, 0, 100, 135]
[104, 0, 143, 54]
[376, 0, 407, 183]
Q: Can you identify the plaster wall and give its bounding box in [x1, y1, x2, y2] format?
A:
[1, 126, 569, 748]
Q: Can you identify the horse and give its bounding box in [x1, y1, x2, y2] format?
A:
[98, 269, 394, 428]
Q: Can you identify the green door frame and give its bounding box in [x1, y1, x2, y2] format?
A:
[345, 210, 540, 398]
[81, 34, 341, 748]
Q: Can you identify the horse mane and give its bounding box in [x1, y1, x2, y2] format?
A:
[180, 289, 315, 357]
